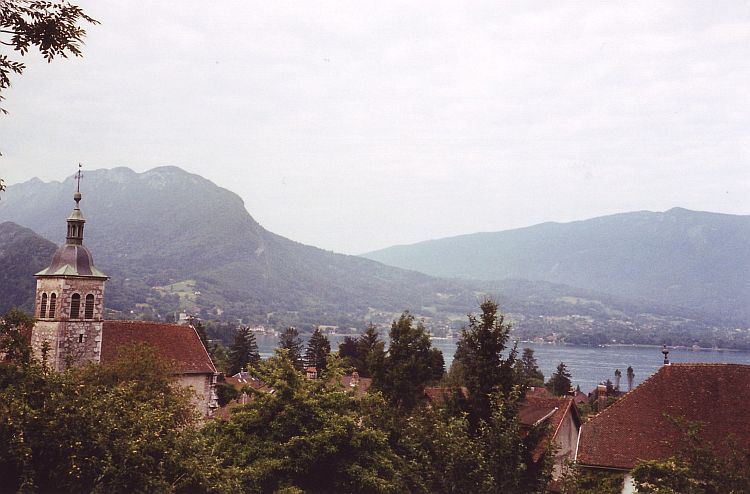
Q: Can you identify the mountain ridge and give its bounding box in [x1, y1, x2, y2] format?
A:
[363, 208, 750, 324]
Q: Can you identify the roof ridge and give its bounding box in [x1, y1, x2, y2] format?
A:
[187, 323, 217, 373]
[585, 365, 666, 423]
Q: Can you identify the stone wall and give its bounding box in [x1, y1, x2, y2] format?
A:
[32, 276, 106, 371]
[177, 373, 218, 418]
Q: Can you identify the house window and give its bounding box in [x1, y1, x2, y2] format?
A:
[78, 334, 84, 343]
[85, 294, 95, 319]
[48, 293, 57, 318]
[40, 293, 48, 318]
[70, 293, 81, 319]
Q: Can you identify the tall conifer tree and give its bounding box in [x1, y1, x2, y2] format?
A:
[278, 327, 304, 371]
[454, 299, 518, 426]
[304, 327, 331, 373]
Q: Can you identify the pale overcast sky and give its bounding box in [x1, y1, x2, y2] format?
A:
[1, 1, 748, 254]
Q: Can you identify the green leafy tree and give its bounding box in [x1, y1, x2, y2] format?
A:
[516, 347, 545, 387]
[0, 308, 34, 366]
[0, 344, 235, 493]
[278, 326, 304, 371]
[631, 418, 750, 494]
[546, 361, 573, 396]
[192, 319, 210, 351]
[210, 342, 231, 375]
[0, 0, 99, 113]
[304, 327, 331, 373]
[453, 299, 518, 426]
[395, 408, 494, 493]
[371, 312, 445, 412]
[206, 351, 405, 493]
[228, 326, 261, 376]
[338, 323, 386, 377]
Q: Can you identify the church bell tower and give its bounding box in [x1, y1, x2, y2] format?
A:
[31, 170, 108, 371]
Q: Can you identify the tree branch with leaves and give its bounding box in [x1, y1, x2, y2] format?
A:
[0, 0, 98, 113]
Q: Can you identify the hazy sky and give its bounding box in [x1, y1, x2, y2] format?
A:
[1, 1, 748, 254]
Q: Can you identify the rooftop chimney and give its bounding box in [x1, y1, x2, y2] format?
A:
[662, 345, 670, 365]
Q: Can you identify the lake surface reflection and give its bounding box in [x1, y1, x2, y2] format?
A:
[254, 333, 750, 392]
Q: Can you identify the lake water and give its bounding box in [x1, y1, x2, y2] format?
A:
[254, 334, 750, 392]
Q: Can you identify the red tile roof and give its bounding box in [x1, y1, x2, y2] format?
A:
[520, 396, 581, 462]
[340, 375, 372, 397]
[576, 363, 750, 470]
[423, 386, 469, 405]
[101, 320, 216, 374]
[224, 375, 271, 393]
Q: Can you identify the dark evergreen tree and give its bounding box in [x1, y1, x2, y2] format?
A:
[357, 323, 386, 378]
[516, 347, 545, 387]
[192, 319, 209, 352]
[627, 366, 635, 391]
[454, 299, 518, 426]
[371, 312, 444, 411]
[304, 327, 331, 373]
[546, 361, 573, 396]
[228, 326, 260, 376]
[337, 323, 386, 378]
[338, 336, 362, 371]
[278, 326, 304, 371]
[614, 368, 622, 391]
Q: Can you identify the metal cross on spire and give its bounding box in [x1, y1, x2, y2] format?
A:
[75, 163, 83, 192]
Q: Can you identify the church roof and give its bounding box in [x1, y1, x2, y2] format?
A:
[36, 186, 107, 279]
[576, 363, 750, 470]
[101, 321, 216, 374]
[35, 243, 107, 278]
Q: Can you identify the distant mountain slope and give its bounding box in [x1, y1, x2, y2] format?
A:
[1, 168, 747, 348]
[363, 209, 750, 324]
[0, 222, 58, 313]
[0, 167, 477, 325]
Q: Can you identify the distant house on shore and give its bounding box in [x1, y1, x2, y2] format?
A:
[575, 363, 750, 493]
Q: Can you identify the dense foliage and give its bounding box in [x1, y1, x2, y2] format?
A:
[303, 327, 331, 373]
[371, 312, 444, 412]
[0, 344, 232, 493]
[546, 362, 573, 396]
[454, 299, 518, 426]
[228, 325, 260, 375]
[631, 419, 750, 494]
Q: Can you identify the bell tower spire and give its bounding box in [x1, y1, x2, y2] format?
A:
[66, 164, 85, 245]
[32, 164, 108, 371]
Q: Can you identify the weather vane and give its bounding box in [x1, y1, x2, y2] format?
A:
[75, 163, 83, 192]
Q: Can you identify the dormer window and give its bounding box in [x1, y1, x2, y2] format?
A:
[85, 294, 95, 319]
[40, 293, 48, 318]
[70, 293, 81, 319]
[48, 293, 57, 318]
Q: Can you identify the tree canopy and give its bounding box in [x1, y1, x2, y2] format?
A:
[371, 312, 445, 412]
[277, 326, 304, 371]
[304, 326, 331, 373]
[546, 361, 573, 396]
[453, 298, 518, 425]
[228, 325, 260, 376]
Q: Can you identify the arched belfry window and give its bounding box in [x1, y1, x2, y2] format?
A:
[40, 293, 48, 318]
[48, 293, 57, 319]
[70, 293, 81, 319]
[85, 294, 95, 319]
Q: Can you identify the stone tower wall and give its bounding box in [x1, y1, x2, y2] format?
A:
[33, 276, 106, 371]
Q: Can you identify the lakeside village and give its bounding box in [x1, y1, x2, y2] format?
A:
[1, 188, 748, 494]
